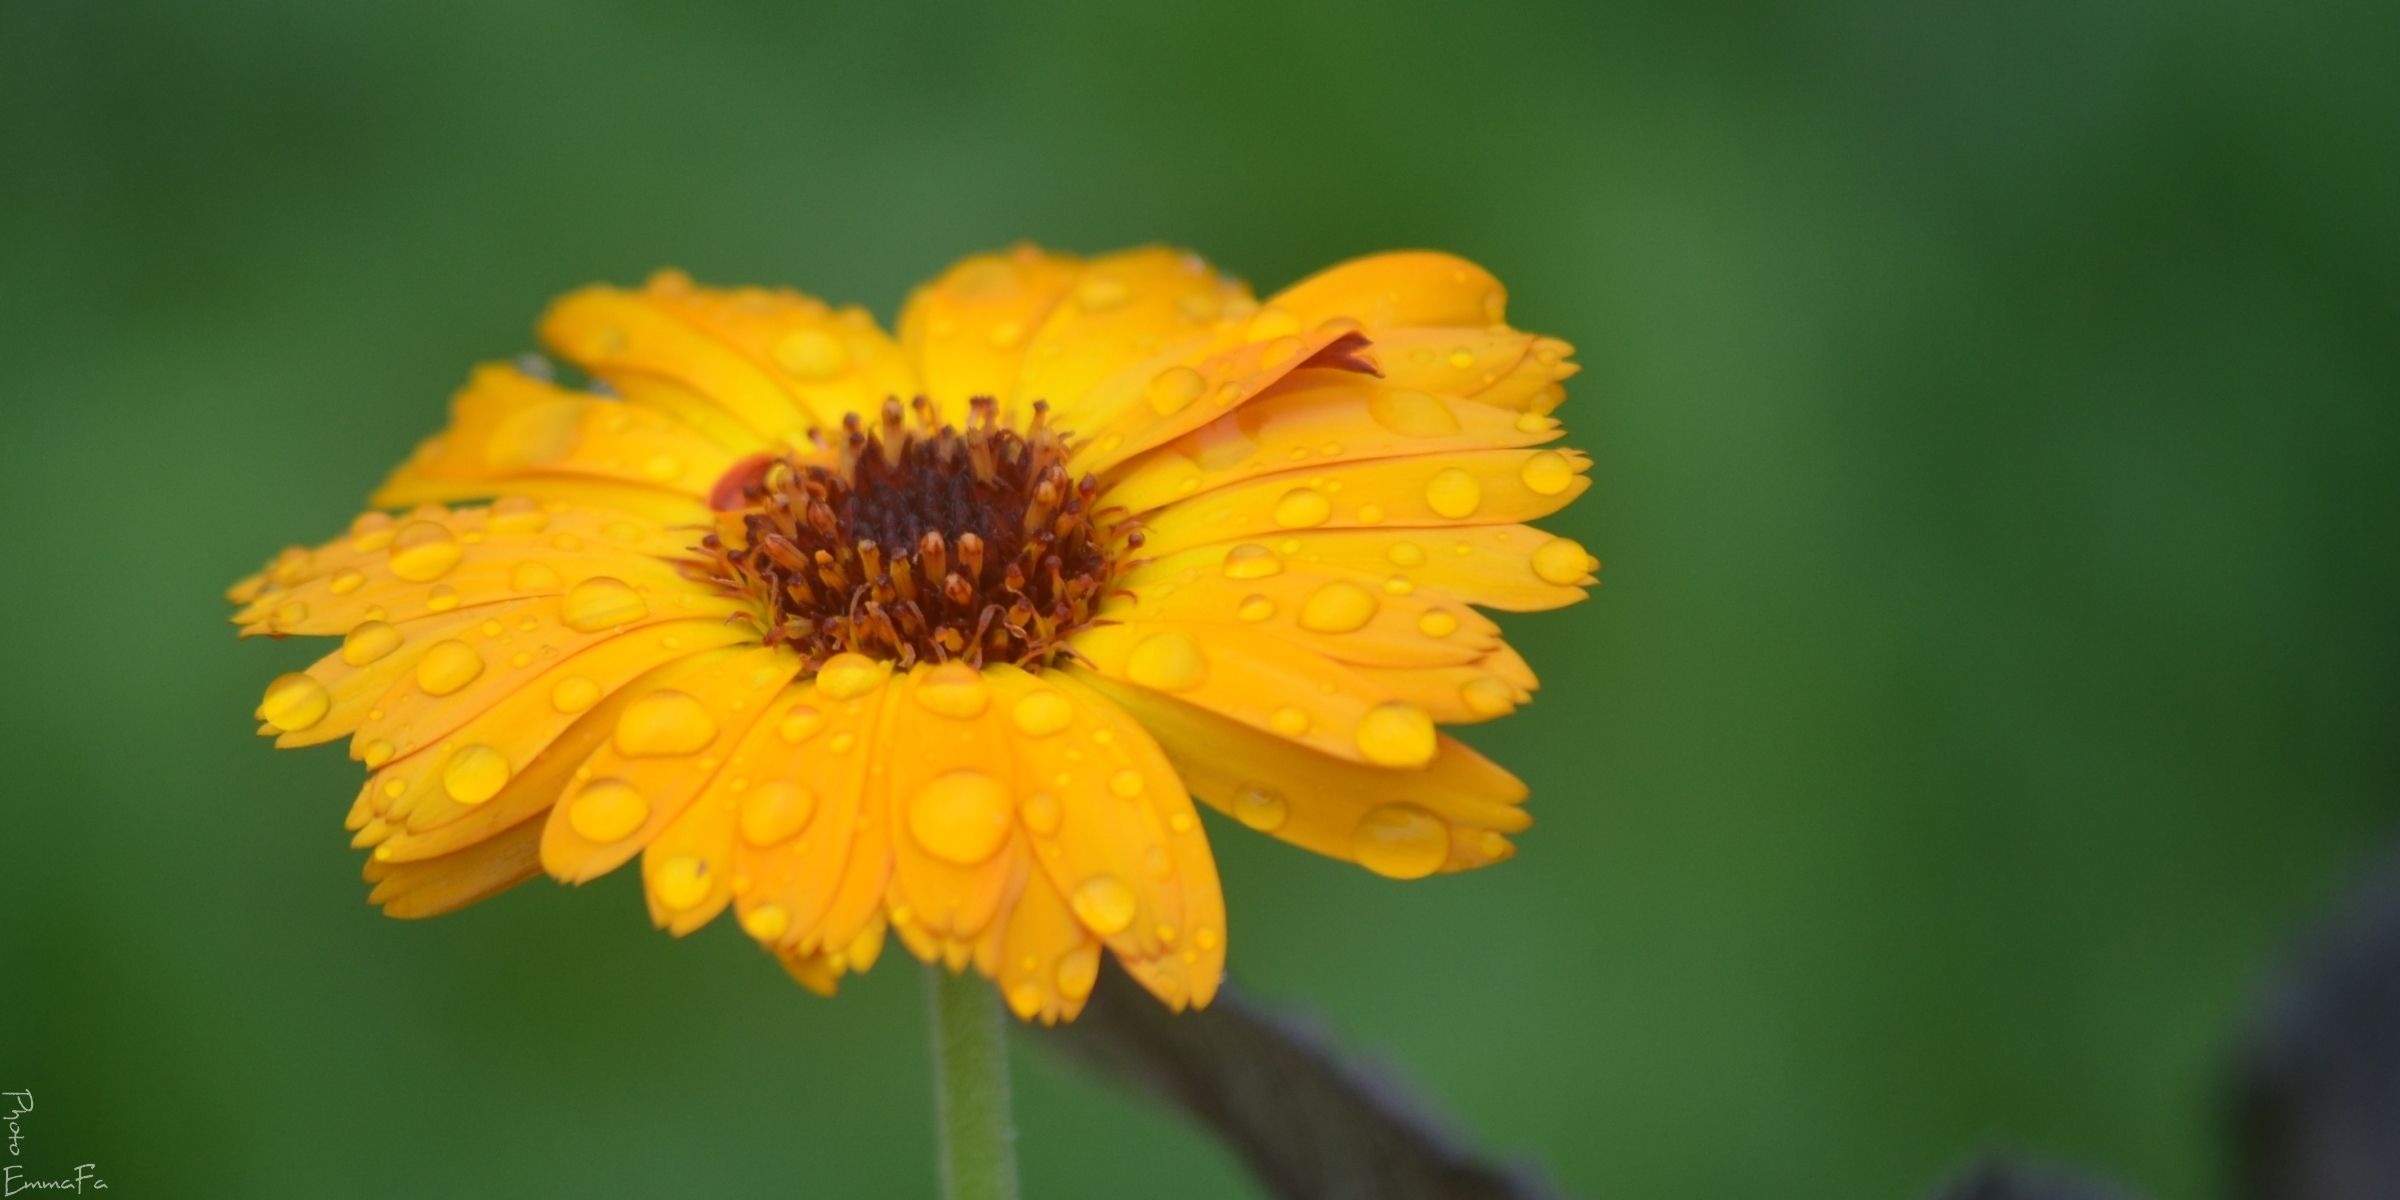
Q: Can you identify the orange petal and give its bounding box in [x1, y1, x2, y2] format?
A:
[1264, 251, 1509, 330]
[896, 245, 1084, 417]
[1136, 447, 1590, 555]
[1118, 525, 1595, 615]
[1082, 674, 1528, 878]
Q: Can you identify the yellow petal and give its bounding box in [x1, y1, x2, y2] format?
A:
[726, 669, 899, 957]
[1015, 246, 1253, 429]
[1080, 674, 1528, 878]
[1137, 448, 1589, 555]
[896, 244, 1084, 418]
[1119, 524, 1593, 615]
[1106, 562, 1500, 669]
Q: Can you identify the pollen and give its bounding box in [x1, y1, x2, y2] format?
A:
[696, 397, 1135, 671]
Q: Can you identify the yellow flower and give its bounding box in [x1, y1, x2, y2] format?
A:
[229, 245, 1595, 1023]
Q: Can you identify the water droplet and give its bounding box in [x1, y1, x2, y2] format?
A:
[1194, 926, 1220, 952]
[1520, 451, 1575, 496]
[1269, 707, 1310, 737]
[652, 855, 712, 909]
[328, 569, 365, 596]
[1418, 610, 1460, 638]
[1220, 543, 1282, 579]
[1070, 876, 1137, 934]
[1355, 702, 1435, 767]
[416, 640, 485, 696]
[907, 769, 1013, 865]
[1018, 791, 1062, 836]
[361, 739, 396, 768]
[1532, 536, 1596, 585]
[1008, 979, 1045, 1018]
[1231, 784, 1287, 831]
[388, 521, 462, 582]
[1076, 274, 1130, 311]
[1272, 487, 1331, 528]
[1423, 468, 1483, 519]
[1351, 803, 1449, 879]
[1367, 388, 1461, 437]
[1261, 335, 1304, 368]
[1168, 811, 1195, 834]
[1356, 503, 1386, 525]
[1109, 769, 1144, 799]
[1011, 690, 1072, 738]
[1144, 365, 1206, 415]
[1236, 594, 1275, 622]
[1446, 347, 1477, 370]
[260, 673, 331, 733]
[1125, 632, 1207, 692]
[1299, 581, 1377, 633]
[568, 778, 649, 842]
[1245, 306, 1300, 341]
[773, 329, 850, 379]
[562, 576, 647, 632]
[614, 689, 718, 757]
[779, 706, 825, 743]
[1383, 575, 1414, 596]
[1386, 541, 1427, 567]
[741, 903, 790, 940]
[739, 781, 817, 846]
[490, 496, 549, 534]
[442, 744, 511, 805]
[552, 675, 602, 713]
[349, 512, 397, 552]
[342, 620, 404, 667]
[816, 652, 885, 699]
[1461, 677, 1516, 716]
[914, 663, 990, 718]
[641, 454, 683, 483]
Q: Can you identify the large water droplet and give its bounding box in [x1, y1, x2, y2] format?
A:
[816, 652, 885, 699]
[1144, 365, 1206, 416]
[341, 620, 404, 667]
[1232, 783, 1288, 831]
[1532, 536, 1596, 585]
[260, 673, 331, 733]
[914, 663, 990, 718]
[1355, 702, 1436, 767]
[1219, 543, 1282, 579]
[552, 675, 602, 713]
[1298, 581, 1377, 633]
[1125, 632, 1207, 692]
[416, 640, 485, 696]
[1070, 876, 1137, 935]
[1367, 388, 1461, 437]
[568, 778, 650, 842]
[1011, 690, 1072, 738]
[562, 576, 648, 633]
[739, 781, 817, 846]
[1351, 803, 1449, 879]
[909, 769, 1012, 865]
[652, 855, 712, 910]
[1423, 468, 1483, 519]
[1272, 487, 1331, 528]
[1519, 451, 1575, 496]
[442, 744, 511, 805]
[388, 521, 463, 582]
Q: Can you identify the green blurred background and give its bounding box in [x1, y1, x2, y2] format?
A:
[4, 1, 2395, 1195]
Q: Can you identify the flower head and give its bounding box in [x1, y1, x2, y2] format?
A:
[230, 246, 1595, 1022]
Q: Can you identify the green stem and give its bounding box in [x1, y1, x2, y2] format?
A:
[926, 964, 1020, 1200]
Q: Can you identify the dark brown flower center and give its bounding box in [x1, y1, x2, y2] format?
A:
[695, 397, 1133, 671]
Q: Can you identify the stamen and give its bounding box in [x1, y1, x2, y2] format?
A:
[692, 398, 1128, 671]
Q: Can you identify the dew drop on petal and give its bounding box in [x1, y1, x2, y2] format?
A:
[1236, 594, 1275, 622]
[1418, 610, 1460, 638]
[1070, 876, 1137, 935]
[552, 675, 602, 713]
[562, 576, 648, 632]
[1269, 707, 1310, 737]
[1424, 468, 1483, 519]
[1125, 632, 1207, 692]
[1520, 451, 1576, 496]
[613, 690, 718, 757]
[1108, 769, 1144, 799]
[260, 673, 331, 733]
[778, 705, 825, 743]
[416, 640, 485, 696]
[511, 560, 562, 591]
[1366, 388, 1461, 437]
[739, 781, 817, 846]
[909, 769, 1012, 865]
[441, 744, 511, 805]
[652, 855, 712, 909]
[742, 903, 791, 940]
[1462, 677, 1517, 716]
[1298, 581, 1377, 633]
[914, 663, 990, 718]
[1386, 541, 1427, 568]
[342, 620, 404, 667]
[1144, 365, 1206, 416]
[388, 521, 463, 582]
[1351, 803, 1450, 879]
[1273, 487, 1331, 528]
[1355, 702, 1436, 767]
[816, 652, 885, 699]
[568, 778, 650, 842]
[1057, 945, 1101, 999]
[1231, 784, 1287, 831]
[1220, 543, 1282, 579]
[328, 568, 366, 595]
[1532, 536, 1597, 585]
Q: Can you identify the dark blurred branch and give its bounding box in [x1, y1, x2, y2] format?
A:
[2231, 838, 2400, 1200]
[1033, 962, 1565, 1200]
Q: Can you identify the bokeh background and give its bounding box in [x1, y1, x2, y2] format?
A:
[4, 1, 2396, 1196]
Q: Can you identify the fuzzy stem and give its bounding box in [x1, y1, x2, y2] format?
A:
[926, 964, 1019, 1200]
